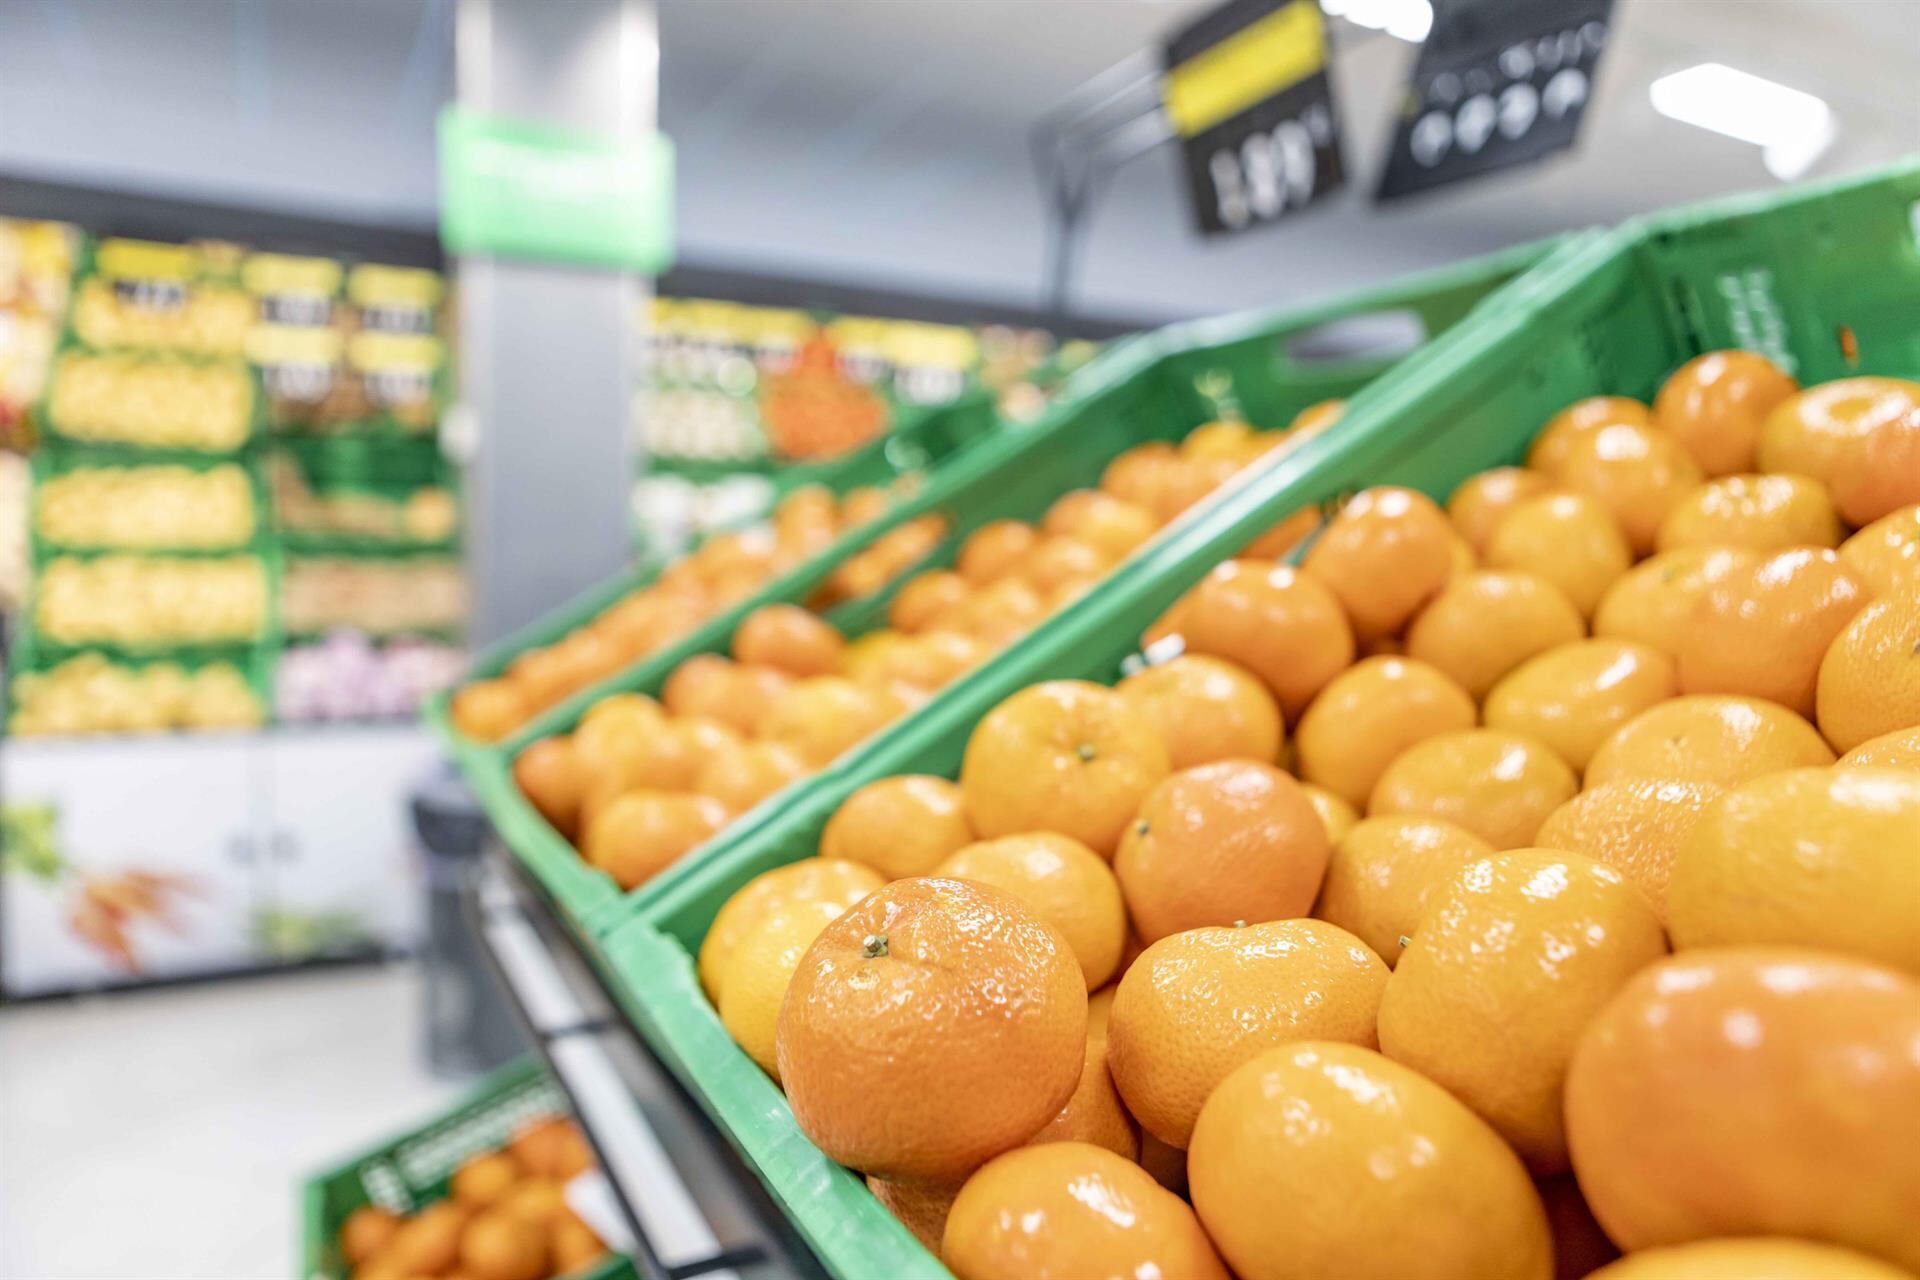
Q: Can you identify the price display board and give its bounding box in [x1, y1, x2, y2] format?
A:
[1164, 0, 1346, 237]
[1376, 0, 1613, 202]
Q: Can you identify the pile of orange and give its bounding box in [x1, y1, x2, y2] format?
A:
[510, 404, 1349, 893]
[338, 1116, 610, 1280]
[690, 352, 1920, 1280]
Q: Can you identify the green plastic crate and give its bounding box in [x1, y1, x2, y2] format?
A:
[299, 1057, 634, 1280]
[594, 161, 1920, 1280]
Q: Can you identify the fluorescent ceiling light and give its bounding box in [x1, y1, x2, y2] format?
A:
[1650, 62, 1835, 180]
[1321, 0, 1432, 43]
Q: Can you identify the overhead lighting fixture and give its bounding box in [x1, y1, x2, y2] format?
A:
[1649, 62, 1836, 181]
[1320, 0, 1432, 43]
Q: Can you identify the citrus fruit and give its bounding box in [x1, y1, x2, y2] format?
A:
[934, 577, 1046, 648]
[1017, 536, 1109, 593]
[1841, 725, 1920, 768]
[513, 736, 585, 839]
[1293, 656, 1477, 807]
[1378, 849, 1668, 1174]
[777, 877, 1085, 1183]
[937, 832, 1126, 989]
[579, 713, 737, 800]
[1114, 760, 1331, 942]
[1027, 1040, 1137, 1161]
[694, 740, 811, 815]
[661, 655, 792, 735]
[1190, 1041, 1552, 1280]
[1593, 546, 1759, 657]
[1300, 782, 1359, 843]
[1587, 1239, 1915, 1280]
[1565, 948, 1920, 1270]
[1816, 591, 1920, 752]
[958, 680, 1170, 856]
[956, 520, 1040, 586]
[1668, 766, 1920, 973]
[1181, 419, 1256, 461]
[1554, 420, 1704, 554]
[1447, 467, 1555, 555]
[1485, 492, 1633, 619]
[718, 901, 851, 1078]
[1148, 560, 1355, 719]
[1106, 919, 1386, 1148]
[1241, 506, 1321, 559]
[758, 676, 904, 767]
[384, 1201, 470, 1274]
[1301, 486, 1456, 640]
[731, 604, 846, 677]
[459, 1211, 548, 1280]
[339, 1206, 401, 1265]
[1652, 349, 1800, 476]
[450, 1151, 521, 1207]
[549, 1212, 609, 1275]
[1536, 1173, 1621, 1280]
[697, 857, 884, 1001]
[1405, 570, 1587, 699]
[1835, 403, 1920, 527]
[452, 678, 530, 742]
[496, 1176, 565, 1226]
[943, 1143, 1230, 1280]
[1584, 694, 1834, 787]
[1654, 472, 1841, 552]
[867, 1176, 959, 1255]
[1288, 397, 1347, 436]
[1534, 777, 1721, 925]
[1099, 441, 1180, 511]
[1759, 375, 1920, 488]
[1837, 504, 1920, 595]
[508, 1116, 590, 1179]
[1485, 638, 1677, 773]
[1367, 728, 1577, 849]
[1116, 654, 1283, 769]
[888, 570, 971, 633]
[581, 790, 728, 890]
[1672, 547, 1870, 716]
[1043, 490, 1158, 560]
[820, 774, 975, 880]
[856, 629, 985, 692]
[1313, 815, 1496, 965]
[1529, 396, 1653, 473]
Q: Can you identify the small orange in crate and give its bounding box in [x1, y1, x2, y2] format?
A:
[582, 790, 728, 890]
[698, 858, 884, 1002]
[1555, 420, 1704, 554]
[1758, 375, 1920, 488]
[1528, 394, 1652, 473]
[1593, 546, 1759, 656]
[512, 737, 586, 840]
[956, 519, 1040, 586]
[758, 676, 905, 767]
[1368, 728, 1577, 851]
[1293, 656, 1476, 809]
[1116, 653, 1282, 770]
[937, 832, 1126, 989]
[1654, 472, 1841, 553]
[731, 603, 846, 678]
[1837, 503, 1920, 595]
[451, 678, 529, 744]
[1485, 491, 1632, 619]
[1533, 778, 1723, 926]
[1313, 815, 1494, 967]
[1446, 466, 1554, 555]
[760, 335, 888, 460]
[1044, 489, 1157, 561]
[1671, 546, 1869, 717]
[1149, 560, 1354, 720]
[694, 740, 811, 817]
[821, 774, 975, 880]
[1584, 695, 1834, 789]
[1301, 486, 1455, 641]
[1652, 349, 1799, 477]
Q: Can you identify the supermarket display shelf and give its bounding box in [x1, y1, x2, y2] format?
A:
[463, 843, 831, 1280]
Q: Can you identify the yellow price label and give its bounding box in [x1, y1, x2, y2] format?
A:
[1164, 1, 1328, 138]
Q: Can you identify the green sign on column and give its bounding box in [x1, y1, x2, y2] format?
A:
[438, 106, 675, 272]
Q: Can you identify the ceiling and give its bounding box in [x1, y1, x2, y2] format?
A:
[1, 0, 1914, 322]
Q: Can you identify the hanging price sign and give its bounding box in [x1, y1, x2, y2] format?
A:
[1164, 0, 1346, 237]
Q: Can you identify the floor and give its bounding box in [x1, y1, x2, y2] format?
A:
[0, 963, 474, 1280]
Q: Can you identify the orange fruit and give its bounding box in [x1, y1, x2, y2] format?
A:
[1817, 591, 1920, 752]
[513, 736, 586, 839]
[452, 678, 530, 743]
[1149, 560, 1355, 719]
[1146, 454, 1240, 527]
[1586, 1239, 1915, 1280]
[1299, 782, 1359, 843]
[1668, 767, 1920, 973]
[1484, 638, 1678, 773]
[662, 655, 792, 735]
[694, 740, 810, 816]
[1107, 919, 1387, 1148]
[718, 901, 853, 1077]
[1240, 505, 1321, 559]
[1654, 472, 1841, 552]
[1379, 849, 1668, 1174]
[1114, 760, 1331, 942]
[842, 485, 892, 527]
[582, 790, 728, 890]
[1652, 349, 1800, 476]
[504, 647, 579, 714]
[1313, 815, 1496, 966]
[1115, 654, 1283, 769]
[496, 1176, 565, 1227]
[1405, 570, 1587, 699]
[1585, 694, 1834, 788]
[1181, 419, 1256, 461]
[459, 1211, 548, 1280]
[1529, 396, 1653, 473]
[1838, 504, 1920, 595]
[1027, 1040, 1137, 1160]
[959, 680, 1171, 856]
[697, 857, 884, 1001]
[857, 629, 986, 692]
[1554, 421, 1704, 554]
[933, 577, 1046, 647]
[1673, 547, 1871, 716]
[338, 1206, 401, 1265]
[1534, 778, 1722, 925]
[1288, 397, 1346, 436]
[956, 520, 1040, 586]
[1301, 486, 1455, 640]
[1294, 656, 1477, 807]
[1043, 490, 1159, 561]
[758, 676, 904, 767]
[732, 604, 846, 677]
[508, 1116, 591, 1179]
[1191, 1041, 1552, 1280]
[937, 832, 1126, 989]
[383, 1200, 470, 1274]
[450, 1151, 522, 1207]
[1759, 375, 1920, 488]
[1592, 546, 1760, 656]
[1099, 441, 1179, 511]
[1447, 467, 1555, 555]
[821, 774, 975, 880]
[1485, 492, 1632, 619]
[867, 1176, 959, 1255]
[1367, 728, 1577, 849]
[1537, 1173, 1622, 1280]
[1565, 948, 1920, 1270]
[888, 570, 970, 634]
[550, 1211, 609, 1274]
[1016, 536, 1109, 594]
[1841, 725, 1920, 769]
[776, 877, 1086, 1183]
[943, 1143, 1229, 1280]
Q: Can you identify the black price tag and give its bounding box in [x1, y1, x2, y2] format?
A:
[1164, 0, 1346, 237]
[1377, 0, 1613, 202]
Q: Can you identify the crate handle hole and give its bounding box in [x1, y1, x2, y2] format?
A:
[1283, 309, 1428, 365]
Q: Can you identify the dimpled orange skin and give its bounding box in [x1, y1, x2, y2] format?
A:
[1836, 403, 1920, 528]
[1448, 467, 1556, 555]
[820, 774, 976, 880]
[958, 681, 1170, 857]
[1565, 949, 1920, 1270]
[1554, 421, 1705, 554]
[1585, 694, 1835, 788]
[1817, 592, 1920, 753]
[1371, 727, 1572, 849]
[1027, 1040, 1138, 1160]
[1534, 777, 1721, 926]
[696, 857, 884, 1002]
[1313, 815, 1496, 966]
[1406, 570, 1588, 699]
[1378, 849, 1669, 1174]
[937, 833, 1127, 990]
[866, 1175, 960, 1255]
[1668, 767, 1920, 975]
[1301, 486, 1456, 640]
[1486, 492, 1633, 619]
[1116, 654, 1283, 769]
[776, 877, 1086, 1184]
[943, 1143, 1230, 1280]
[1529, 396, 1654, 473]
[1673, 547, 1871, 717]
[1842, 724, 1920, 768]
[1839, 504, 1920, 596]
[1106, 919, 1387, 1148]
[1759, 376, 1920, 488]
[1190, 1041, 1553, 1280]
[582, 790, 729, 890]
[1653, 350, 1801, 476]
[731, 603, 846, 677]
[1294, 656, 1478, 808]
[694, 740, 812, 816]
[1114, 760, 1332, 943]
[1589, 1239, 1916, 1280]
[1654, 472, 1842, 553]
[1150, 560, 1355, 720]
[1485, 638, 1679, 773]
[1593, 546, 1759, 658]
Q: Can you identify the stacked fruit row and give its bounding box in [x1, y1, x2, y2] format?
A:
[33, 553, 269, 648]
[683, 352, 1920, 1280]
[9, 652, 264, 736]
[35, 462, 257, 550]
[45, 350, 256, 451]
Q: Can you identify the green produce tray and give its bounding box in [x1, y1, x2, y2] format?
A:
[593, 161, 1920, 1280]
[298, 1056, 634, 1280]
